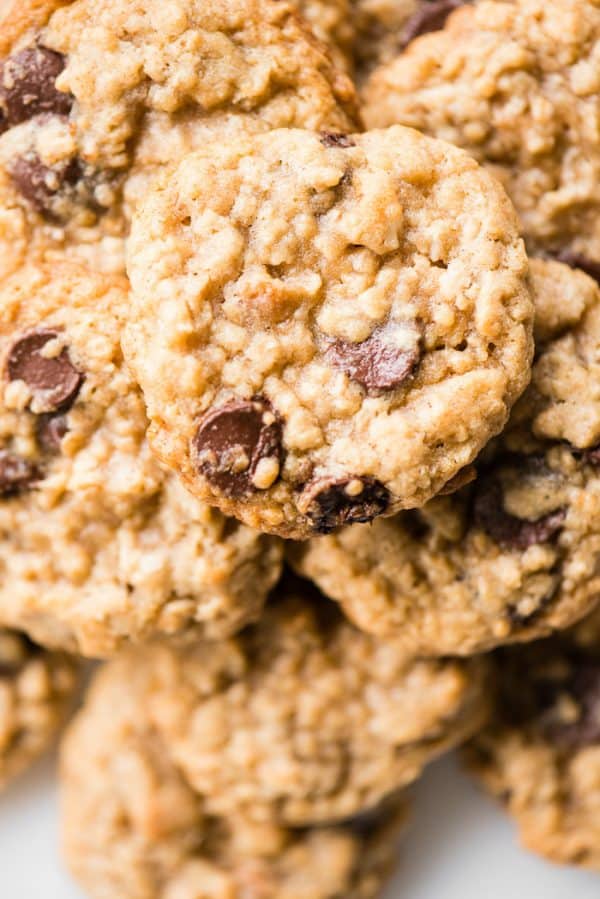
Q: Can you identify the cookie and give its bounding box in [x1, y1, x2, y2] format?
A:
[0, 0, 358, 276]
[125, 125, 533, 539]
[362, 0, 600, 269]
[63, 574, 486, 830]
[289, 259, 600, 655]
[61, 650, 406, 899]
[0, 628, 77, 789]
[0, 258, 282, 657]
[465, 603, 600, 870]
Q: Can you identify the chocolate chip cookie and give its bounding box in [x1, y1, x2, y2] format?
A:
[0, 258, 282, 657]
[125, 125, 533, 539]
[290, 259, 600, 654]
[465, 603, 600, 870]
[363, 0, 600, 268]
[0, 628, 77, 789]
[61, 645, 406, 899]
[68, 574, 486, 829]
[0, 0, 358, 277]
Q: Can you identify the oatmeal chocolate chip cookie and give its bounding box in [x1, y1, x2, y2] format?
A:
[290, 259, 600, 654]
[0, 258, 282, 657]
[77, 575, 487, 827]
[465, 603, 600, 870]
[0, 628, 77, 789]
[363, 0, 600, 268]
[61, 655, 406, 899]
[0, 0, 358, 276]
[351, 0, 468, 75]
[125, 125, 533, 539]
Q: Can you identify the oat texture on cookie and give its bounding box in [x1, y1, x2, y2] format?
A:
[0, 0, 358, 277]
[290, 259, 600, 654]
[125, 125, 533, 538]
[0, 258, 282, 657]
[63, 575, 487, 827]
[0, 629, 77, 789]
[466, 603, 600, 870]
[363, 0, 600, 269]
[61, 639, 406, 899]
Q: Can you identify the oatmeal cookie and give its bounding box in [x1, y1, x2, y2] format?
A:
[0, 0, 358, 274]
[64, 575, 487, 828]
[290, 259, 600, 654]
[465, 603, 600, 870]
[61, 648, 406, 899]
[363, 0, 600, 268]
[125, 125, 533, 539]
[0, 258, 282, 657]
[0, 628, 76, 788]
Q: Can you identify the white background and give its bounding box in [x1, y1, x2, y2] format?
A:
[1, 752, 599, 898]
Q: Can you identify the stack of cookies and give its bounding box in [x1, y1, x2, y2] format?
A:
[1, 0, 600, 894]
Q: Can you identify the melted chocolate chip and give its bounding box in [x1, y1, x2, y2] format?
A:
[0, 45, 72, 134]
[0, 451, 40, 496]
[9, 152, 82, 218]
[194, 397, 283, 497]
[401, 0, 467, 47]
[7, 329, 83, 413]
[325, 322, 421, 394]
[302, 476, 390, 534]
[319, 132, 356, 148]
[473, 478, 566, 550]
[551, 250, 600, 285]
[36, 412, 68, 452]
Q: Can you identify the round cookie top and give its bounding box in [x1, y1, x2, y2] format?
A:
[290, 258, 600, 654]
[466, 603, 600, 870]
[0, 628, 77, 789]
[362, 0, 600, 268]
[125, 125, 533, 538]
[0, 258, 282, 657]
[105, 575, 487, 826]
[0, 0, 358, 276]
[61, 651, 406, 899]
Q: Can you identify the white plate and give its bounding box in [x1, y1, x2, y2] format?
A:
[0, 753, 598, 898]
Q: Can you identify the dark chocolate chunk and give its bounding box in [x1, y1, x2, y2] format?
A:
[302, 476, 390, 534]
[551, 250, 600, 286]
[325, 321, 421, 393]
[194, 396, 283, 497]
[473, 478, 566, 550]
[0, 451, 40, 496]
[401, 0, 467, 47]
[9, 152, 82, 218]
[319, 132, 356, 149]
[7, 328, 83, 413]
[0, 45, 72, 133]
[36, 412, 68, 452]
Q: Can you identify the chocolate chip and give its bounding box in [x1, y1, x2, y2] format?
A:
[319, 132, 356, 148]
[540, 663, 600, 750]
[324, 322, 421, 394]
[302, 476, 390, 534]
[36, 412, 68, 452]
[0, 451, 40, 496]
[401, 0, 467, 47]
[473, 478, 566, 550]
[194, 397, 283, 497]
[0, 46, 72, 134]
[550, 250, 600, 285]
[9, 152, 82, 218]
[7, 329, 83, 413]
